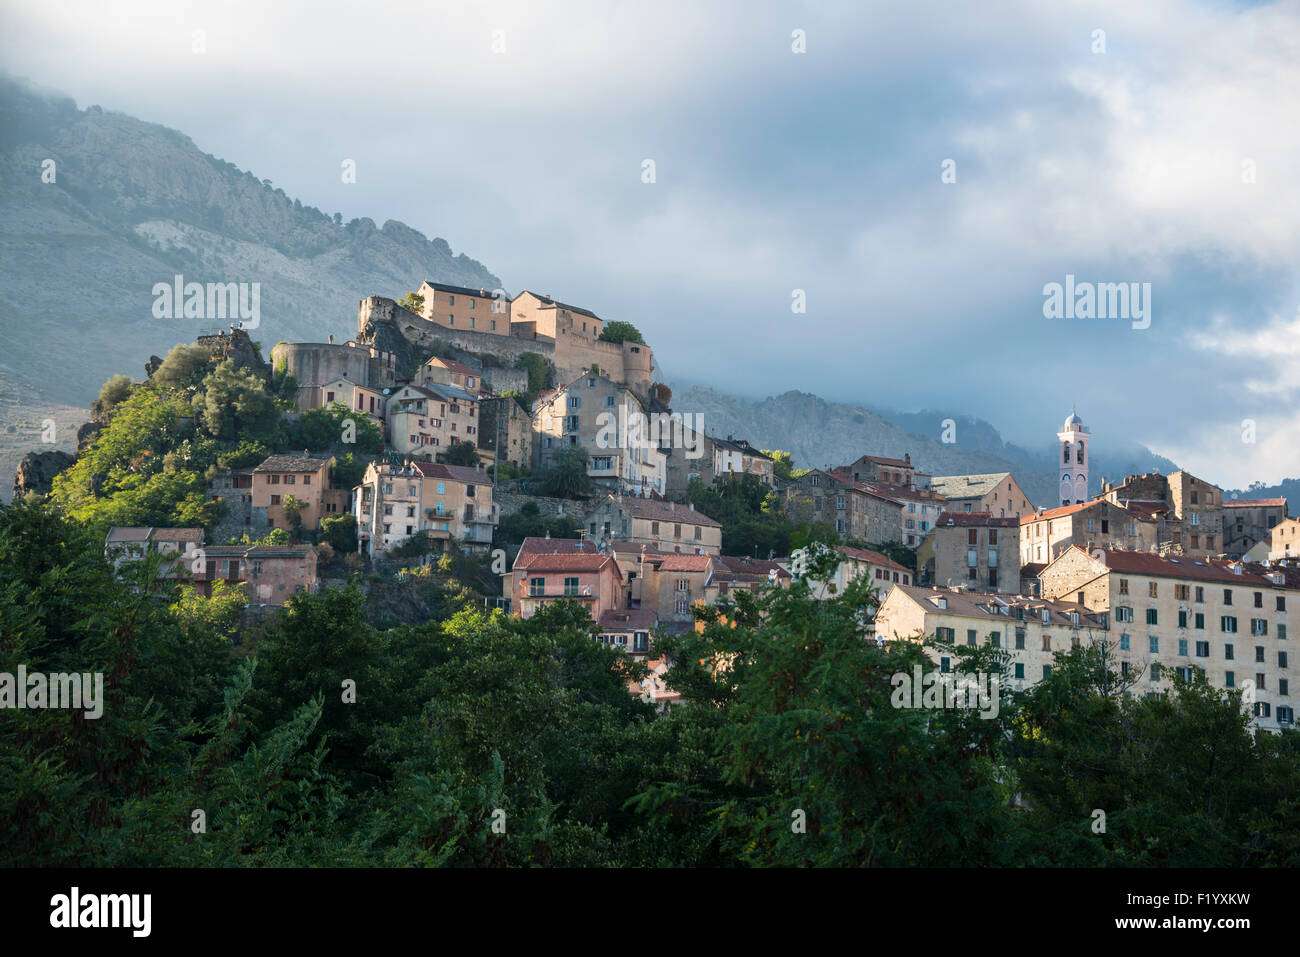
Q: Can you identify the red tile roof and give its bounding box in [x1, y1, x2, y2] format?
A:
[1224, 498, 1287, 509]
[1084, 547, 1280, 586]
[659, 554, 712, 572]
[427, 357, 478, 377]
[599, 608, 656, 632]
[406, 461, 493, 485]
[514, 552, 620, 574]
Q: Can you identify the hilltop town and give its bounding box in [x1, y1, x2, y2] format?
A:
[15, 281, 1299, 730]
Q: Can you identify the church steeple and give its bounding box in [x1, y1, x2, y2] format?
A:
[1057, 410, 1090, 505]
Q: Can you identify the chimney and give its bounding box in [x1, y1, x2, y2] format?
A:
[904, 453, 911, 465]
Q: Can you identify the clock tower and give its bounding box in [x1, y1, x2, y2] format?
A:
[1057, 411, 1089, 506]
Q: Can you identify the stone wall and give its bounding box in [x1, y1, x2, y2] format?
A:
[494, 488, 594, 526]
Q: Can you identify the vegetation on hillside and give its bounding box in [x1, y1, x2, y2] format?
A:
[4, 497, 1296, 867]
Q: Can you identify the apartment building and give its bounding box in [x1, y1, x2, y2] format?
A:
[1038, 546, 1294, 730]
[929, 472, 1034, 518]
[873, 585, 1110, 691]
[918, 512, 1020, 593]
[712, 436, 775, 486]
[1019, 498, 1156, 565]
[385, 382, 480, 459]
[354, 460, 497, 556]
[306, 375, 387, 427]
[1268, 518, 1300, 561]
[510, 548, 624, 622]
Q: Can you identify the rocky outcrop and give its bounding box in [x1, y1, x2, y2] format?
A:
[12, 449, 75, 499]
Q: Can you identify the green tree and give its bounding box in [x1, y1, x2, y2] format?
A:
[152, 342, 214, 390]
[282, 494, 307, 540]
[398, 291, 426, 314]
[440, 440, 481, 467]
[515, 352, 550, 399]
[321, 512, 358, 553]
[597, 321, 645, 345]
[541, 445, 592, 499]
[193, 359, 278, 440]
[97, 374, 134, 410]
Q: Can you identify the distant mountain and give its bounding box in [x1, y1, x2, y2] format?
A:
[669, 386, 1182, 510]
[0, 74, 501, 409]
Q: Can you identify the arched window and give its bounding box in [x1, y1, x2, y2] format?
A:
[1077, 442, 1085, 465]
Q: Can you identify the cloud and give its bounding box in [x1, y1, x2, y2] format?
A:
[2, 0, 1299, 484]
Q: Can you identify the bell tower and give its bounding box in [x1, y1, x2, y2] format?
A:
[1057, 410, 1090, 505]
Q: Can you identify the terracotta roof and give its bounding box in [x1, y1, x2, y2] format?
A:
[426, 357, 478, 377]
[203, 544, 317, 559]
[1082, 547, 1282, 587]
[1021, 501, 1096, 522]
[937, 511, 1018, 527]
[598, 608, 656, 632]
[514, 551, 620, 574]
[1224, 498, 1287, 509]
[658, 554, 712, 572]
[858, 454, 912, 469]
[815, 470, 903, 506]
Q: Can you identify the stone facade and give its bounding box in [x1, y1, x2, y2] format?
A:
[1223, 498, 1288, 559]
[919, 512, 1021, 593]
[478, 396, 535, 470]
[784, 469, 904, 545]
[1019, 498, 1157, 565]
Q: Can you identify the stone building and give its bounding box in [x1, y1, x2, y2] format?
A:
[1099, 470, 1225, 557]
[1223, 498, 1288, 559]
[271, 339, 399, 412]
[251, 454, 342, 533]
[1037, 546, 1295, 731]
[844, 453, 917, 488]
[385, 382, 480, 460]
[194, 543, 318, 606]
[918, 511, 1020, 593]
[416, 280, 510, 335]
[478, 396, 535, 470]
[1018, 498, 1157, 565]
[582, 495, 722, 555]
[783, 469, 904, 545]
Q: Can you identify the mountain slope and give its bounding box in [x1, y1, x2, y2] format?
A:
[0, 75, 501, 407]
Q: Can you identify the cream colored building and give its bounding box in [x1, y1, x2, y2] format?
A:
[1038, 546, 1294, 731]
[873, 585, 1110, 692]
[929, 472, 1034, 518]
[386, 383, 480, 459]
[1268, 518, 1300, 561]
[785, 544, 913, 601]
[416, 280, 510, 335]
[1019, 498, 1156, 565]
[354, 460, 497, 556]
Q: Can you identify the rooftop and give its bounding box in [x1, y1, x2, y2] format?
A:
[928, 473, 1014, 499]
[253, 454, 333, 474]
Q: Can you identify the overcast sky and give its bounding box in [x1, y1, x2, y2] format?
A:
[3, 0, 1298, 487]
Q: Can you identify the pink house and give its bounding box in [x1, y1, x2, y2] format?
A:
[512, 548, 623, 620]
